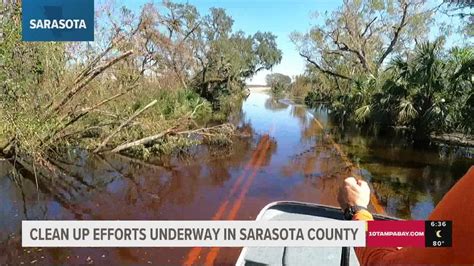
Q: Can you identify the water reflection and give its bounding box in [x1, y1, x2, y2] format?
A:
[310, 107, 473, 219]
[264, 97, 289, 111]
[0, 92, 472, 265]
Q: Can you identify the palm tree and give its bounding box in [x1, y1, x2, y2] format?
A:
[353, 41, 473, 141]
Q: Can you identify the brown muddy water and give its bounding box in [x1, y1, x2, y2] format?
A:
[1, 91, 473, 265]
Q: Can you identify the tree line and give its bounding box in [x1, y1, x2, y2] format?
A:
[287, 0, 473, 143]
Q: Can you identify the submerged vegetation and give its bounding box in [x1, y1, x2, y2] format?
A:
[0, 1, 281, 176]
[292, 0, 473, 143]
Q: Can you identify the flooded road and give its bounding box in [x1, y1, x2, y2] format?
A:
[1, 91, 473, 265]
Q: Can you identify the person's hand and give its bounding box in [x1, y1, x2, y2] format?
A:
[337, 177, 370, 210]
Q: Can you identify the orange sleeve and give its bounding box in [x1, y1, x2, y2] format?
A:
[352, 209, 373, 221]
[352, 166, 474, 265]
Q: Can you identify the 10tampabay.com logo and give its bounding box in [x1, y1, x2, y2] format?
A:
[22, 0, 94, 41]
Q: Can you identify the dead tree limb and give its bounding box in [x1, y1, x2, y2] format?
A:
[49, 50, 133, 115]
[110, 127, 176, 153]
[176, 124, 234, 136]
[43, 84, 137, 145]
[110, 123, 234, 153]
[377, 2, 409, 68]
[94, 99, 158, 153]
[109, 101, 208, 153]
[82, 85, 137, 113]
[73, 30, 125, 85]
[300, 52, 353, 81]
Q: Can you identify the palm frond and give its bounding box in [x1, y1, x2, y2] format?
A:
[397, 99, 418, 124]
[355, 104, 372, 123]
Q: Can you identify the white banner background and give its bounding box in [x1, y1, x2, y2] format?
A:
[22, 220, 366, 247]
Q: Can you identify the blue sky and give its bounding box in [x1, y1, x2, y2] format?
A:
[119, 0, 468, 85]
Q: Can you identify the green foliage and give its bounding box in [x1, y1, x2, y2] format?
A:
[212, 90, 247, 122]
[289, 75, 312, 100]
[0, 3, 67, 155]
[153, 89, 213, 122]
[266, 73, 291, 96]
[136, 2, 282, 106]
[292, 0, 436, 81]
[1, 0, 272, 161]
[189, 7, 282, 103]
[295, 0, 472, 142]
[150, 136, 201, 156]
[270, 83, 287, 97]
[305, 41, 474, 140]
[266, 73, 291, 87]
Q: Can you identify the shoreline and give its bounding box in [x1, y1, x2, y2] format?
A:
[246, 86, 270, 93]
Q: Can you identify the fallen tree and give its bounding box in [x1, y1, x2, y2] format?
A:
[430, 133, 474, 147]
[0, 1, 256, 202]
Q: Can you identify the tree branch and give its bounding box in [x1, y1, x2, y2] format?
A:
[331, 30, 371, 74]
[43, 84, 137, 146]
[299, 52, 353, 81]
[377, 2, 409, 68]
[49, 50, 134, 115]
[110, 127, 175, 153]
[94, 99, 157, 153]
[360, 16, 377, 38]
